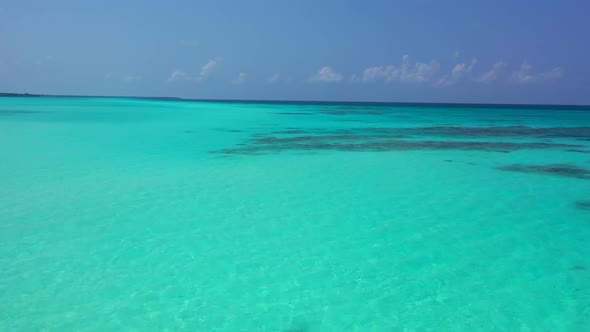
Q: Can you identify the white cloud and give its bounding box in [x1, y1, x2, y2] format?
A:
[358, 65, 400, 83]
[198, 59, 218, 81]
[350, 57, 562, 87]
[512, 62, 563, 83]
[436, 58, 478, 86]
[539, 67, 564, 80]
[268, 73, 280, 83]
[353, 55, 440, 85]
[311, 66, 343, 82]
[400, 55, 440, 83]
[232, 72, 248, 84]
[167, 69, 188, 82]
[512, 62, 534, 83]
[476, 62, 506, 83]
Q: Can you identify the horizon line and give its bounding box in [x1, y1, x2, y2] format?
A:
[1, 92, 590, 110]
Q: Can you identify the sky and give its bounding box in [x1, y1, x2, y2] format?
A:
[1, 0, 590, 104]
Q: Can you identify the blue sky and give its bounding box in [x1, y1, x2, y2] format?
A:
[1, 0, 589, 104]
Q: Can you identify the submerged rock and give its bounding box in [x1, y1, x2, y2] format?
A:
[214, 138, 580, 155]
[575, 200, 590, 210]
[497, 164, 590, 180]
[211, 124, 590, 155]
[0, 110, 43, 115]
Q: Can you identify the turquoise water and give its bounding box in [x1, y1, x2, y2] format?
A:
[1, 97, 589, 331]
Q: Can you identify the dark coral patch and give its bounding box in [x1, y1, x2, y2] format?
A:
[276, 112, 315, 116]
[211, 125, 590, 155]
[0, 110, 43, 116]
[215, 139, 580, 155]
[497, 164, 590, 180]
[575, 201, 590, 210]
[480, 119, 515, 123]
[253, 134, 411, 145]
[398, 126, 590, 139]
[274, 130, 312, 135]
[271, 126, 590, 140]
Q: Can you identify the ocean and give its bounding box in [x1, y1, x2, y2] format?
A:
[1, 97, 589, 331]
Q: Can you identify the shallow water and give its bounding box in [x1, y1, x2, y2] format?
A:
[1, 97, 589, 331]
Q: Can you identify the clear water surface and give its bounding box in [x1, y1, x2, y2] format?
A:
[1, 97, 589, 331]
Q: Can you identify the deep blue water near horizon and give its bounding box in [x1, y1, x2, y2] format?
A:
[28, 94, 590, 110]
[1, 97, 589, 331]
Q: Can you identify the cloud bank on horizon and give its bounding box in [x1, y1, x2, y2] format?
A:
[167, 55, 563, 87]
